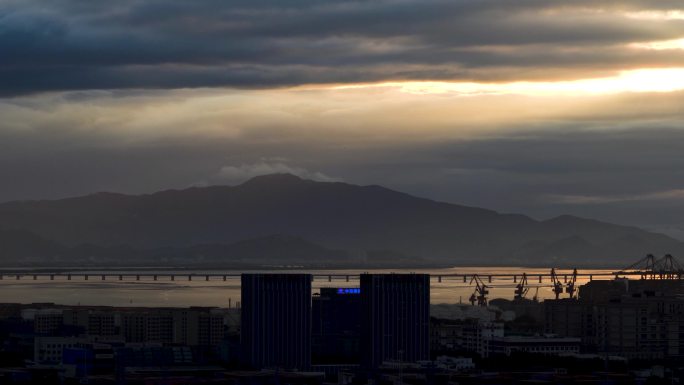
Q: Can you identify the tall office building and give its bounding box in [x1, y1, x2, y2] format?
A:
[360, 274, 430, 368]
[312, 288, 362, 364]
[241, 274, 312, 370]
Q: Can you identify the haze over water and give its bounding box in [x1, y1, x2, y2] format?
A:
[0, 266, 617, 307]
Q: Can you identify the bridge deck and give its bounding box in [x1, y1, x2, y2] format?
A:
[0, 271, 635, 283]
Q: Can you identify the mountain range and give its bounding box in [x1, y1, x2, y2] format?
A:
[0, 173, 680, 268]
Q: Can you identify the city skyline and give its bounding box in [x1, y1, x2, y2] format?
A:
[2, 270, 683, 383]
[4, 0, 684, 383]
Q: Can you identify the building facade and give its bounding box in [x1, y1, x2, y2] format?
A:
[431, 317, 504, 357]
[545, 279, 684, 359]
[312, 288, 362, 364]
[360, 274, 430, 368]
[241, 274, 312, 370]
[488, 336, 581, 356]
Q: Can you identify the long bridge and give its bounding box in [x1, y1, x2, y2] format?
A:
[2, 253, 681, 282]
[1, 254, 681, 305]
[0, 270, 615, 282]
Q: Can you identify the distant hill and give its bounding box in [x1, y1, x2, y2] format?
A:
[0, 173, 681, 267]
[149, 235, 351, 266]
[0, 229, 67, 264]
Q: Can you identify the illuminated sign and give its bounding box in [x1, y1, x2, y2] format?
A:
[336, 288, 360, 294]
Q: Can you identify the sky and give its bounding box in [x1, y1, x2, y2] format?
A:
[2, 0, 684, 238]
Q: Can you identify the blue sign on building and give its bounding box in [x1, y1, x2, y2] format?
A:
[336, 288, 361, 295]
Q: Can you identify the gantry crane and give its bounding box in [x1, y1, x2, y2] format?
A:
[660, 254, 683, 279]
[514, 273, 529, 300]
[550, 268, 564, 300]
[468, 274, 489, 307]
[613, 254, 683, 280]
[566, 268, 578, 299]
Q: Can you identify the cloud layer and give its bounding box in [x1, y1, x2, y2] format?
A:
[3, 0, 684, 95]
[216, 161, 339, 183]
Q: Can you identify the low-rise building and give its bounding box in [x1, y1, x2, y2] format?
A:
[488, 335, 581, 356]
[31, 309, 64, 336]
[431, 317, 504, 357]
[545, 279, 684, 359]
[34, 336, 89, 364]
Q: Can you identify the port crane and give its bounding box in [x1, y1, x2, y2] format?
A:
[566, 269, 578, 299]
[660, 254, 683, 279]
[468, 274, 489, 307]
[613, 254, 683, 280]
[550, 268, 564, 299]
[514, 273, 529, 300]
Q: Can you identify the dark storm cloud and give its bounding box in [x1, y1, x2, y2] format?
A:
[2, 0, 684, 95]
